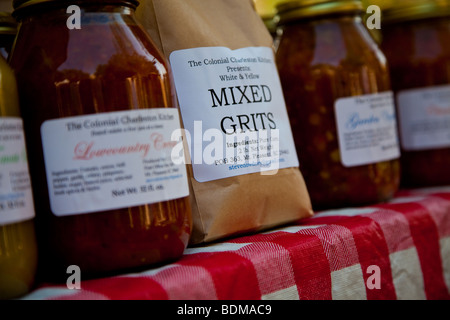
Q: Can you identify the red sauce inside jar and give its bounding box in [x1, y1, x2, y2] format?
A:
[9, 2, 191, 280]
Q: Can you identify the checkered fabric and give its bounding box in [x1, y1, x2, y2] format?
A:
[21, 186, 450, 300]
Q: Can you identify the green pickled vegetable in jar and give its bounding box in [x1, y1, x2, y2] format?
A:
[0, 54, 38, 300]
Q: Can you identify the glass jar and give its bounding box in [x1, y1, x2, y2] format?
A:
[275, 0, 401, 210]
[0, 12, 17, 60]
[0, 55, 37, 299]
[9, 0, 192, 280]
[381, 0, 450, 188]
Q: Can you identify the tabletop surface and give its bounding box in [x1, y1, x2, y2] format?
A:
[20, 186, 450, 300]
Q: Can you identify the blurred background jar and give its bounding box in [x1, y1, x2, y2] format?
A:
[275, 0, 401, 210]
[381, 0, 450, 188]
[9, 0, 192, 281]
[0, 54, 38, 300]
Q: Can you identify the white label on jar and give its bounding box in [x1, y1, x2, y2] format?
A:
[397, 84, 450, 151]
[0, 117, 35, 226]
[40, 109, 189, 217]
[169, 46, 299, 183]
[334, 91, 400, 167]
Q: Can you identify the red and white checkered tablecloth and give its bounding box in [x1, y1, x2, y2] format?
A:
[21, 187, 450, 300]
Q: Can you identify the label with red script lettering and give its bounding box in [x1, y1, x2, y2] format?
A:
[40, 109, 189, 217]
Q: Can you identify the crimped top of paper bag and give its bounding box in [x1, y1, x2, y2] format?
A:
[139, 0, 273, 56]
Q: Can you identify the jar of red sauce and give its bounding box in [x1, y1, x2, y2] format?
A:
[275, 0, 401, 210]
[381, 0, 450, 188]
[9, 0, 192, 280]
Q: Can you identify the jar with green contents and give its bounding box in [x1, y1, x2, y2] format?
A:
[381, 0, 450, 188]
[275, 0, 401, 209]
[0, 55, 37, 300]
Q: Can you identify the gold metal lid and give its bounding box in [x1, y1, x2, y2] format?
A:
[276, 0, 364, 25]
[361, 0, 392, 10]
[254, 0, 285, 18]
[382, 0, 450, 24]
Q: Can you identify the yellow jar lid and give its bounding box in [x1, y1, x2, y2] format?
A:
[254, 0, 287, 32]
[276, 0, 364, 25]
[254, 0, 286, 18]
[382, 0, 450, 24]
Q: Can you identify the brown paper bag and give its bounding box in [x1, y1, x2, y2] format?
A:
[136, 0, 313, 244]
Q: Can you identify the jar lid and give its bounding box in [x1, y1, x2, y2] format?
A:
[276, 0, 364, 25]
[13, 0, 140, 13]
[254, 0, 285, 18]
[0, 12, 17, 35]
[382, 0, 450, 24]
[254, 0, 286, 32]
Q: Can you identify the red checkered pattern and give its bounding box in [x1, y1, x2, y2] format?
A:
[21, 187, 450, 300]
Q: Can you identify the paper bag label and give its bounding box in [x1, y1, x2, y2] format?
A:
[334, 91, 400, 167]
[397, 84, 450, 151]
[41, 109, 189, 217]
[0, 117, 35, 226]
[169, 46, 299, 182]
